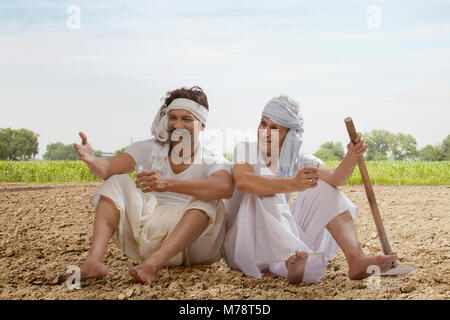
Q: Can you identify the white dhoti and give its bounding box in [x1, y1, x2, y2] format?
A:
[222, 180, 357, 283]
[90, 174, 225, 266]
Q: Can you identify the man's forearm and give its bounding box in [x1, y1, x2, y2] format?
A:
[235, 172, 293, 196]
[87, 157, 111, 180]
[164, 176, 233, 201]
[332, 154, 358, 186]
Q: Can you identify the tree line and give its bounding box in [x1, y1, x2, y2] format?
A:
[314, 130, 450, 161]
[43, 143, 125, 160]
[1, 127, 449, 161]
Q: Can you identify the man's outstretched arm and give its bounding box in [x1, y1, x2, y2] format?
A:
[74, 132, 135, 180]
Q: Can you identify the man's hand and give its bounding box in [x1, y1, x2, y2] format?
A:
[136, 170, 171, 193]
[73, 132, 96, 165]
[291, 167, 319, 192]
[347, 132, 368, 161]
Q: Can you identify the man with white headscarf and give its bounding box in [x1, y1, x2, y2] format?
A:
[222, 95, 397, 284]
[70, 86, 233, 285]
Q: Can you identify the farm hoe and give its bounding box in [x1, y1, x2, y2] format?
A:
[345, 117, 415, 276]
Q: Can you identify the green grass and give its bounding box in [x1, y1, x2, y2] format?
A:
[325, 160, 450, 185]
[0, 160, 449, 185]
[0, 160, 136, 183]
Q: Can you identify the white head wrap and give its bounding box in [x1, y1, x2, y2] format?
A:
[151, 98, 208, 143]
[149, 98, 208, 173]
[261, 98, 304, 178]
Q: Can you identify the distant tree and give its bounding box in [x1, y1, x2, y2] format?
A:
[363, 130, 396, 160]
[314, 141, 345, 161]
[43, 142, 103, 160]
[443, 134, 450, 160]
[0, 128, 12, 160]
[0, 128, 39, 160]
[115, 147, 126, 156]
[391, 133, 418, 160]
[418, 145, 444, 161]
[44, 142, 79, 160]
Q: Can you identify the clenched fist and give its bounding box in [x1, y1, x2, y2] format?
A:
[347, 132, 368, 160]
[291, 167, 319, 192]
[135, 170, 170, 193]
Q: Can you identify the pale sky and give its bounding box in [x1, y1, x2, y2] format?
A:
[1, 0, 449, 159]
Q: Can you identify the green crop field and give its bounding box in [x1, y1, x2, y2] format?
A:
[325, 160, 450, 185]
[0, 160, 135, 183]
[0, 160, 449, 185]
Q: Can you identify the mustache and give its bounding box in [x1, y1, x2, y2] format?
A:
[169, 129, 193, 143]
[169, 128, 191, 135]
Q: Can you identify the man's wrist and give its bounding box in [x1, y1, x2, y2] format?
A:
[87, 156, 99, 172]
[344, 152, 358, 163]
[90, 155, 100, 166]
[285, 178, 296, 193]
[90, 156, 108, 179]
[165, 178, 176, 192]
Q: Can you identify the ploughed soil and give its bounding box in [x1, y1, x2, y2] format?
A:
[0, 182, 448, 300]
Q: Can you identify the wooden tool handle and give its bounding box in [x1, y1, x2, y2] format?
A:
[344, 117, 395, 261]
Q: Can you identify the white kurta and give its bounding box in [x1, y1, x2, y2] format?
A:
[222, 142, 358, 283]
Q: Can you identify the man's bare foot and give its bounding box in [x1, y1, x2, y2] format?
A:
[66, 258, 108, 280]
[348, 253, 397, 280]
[286, 251, 308, 284]
[129, 261, 161, 285]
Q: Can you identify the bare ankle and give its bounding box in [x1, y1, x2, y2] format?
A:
[347, 252, 366, 264]
[86, 254, 104, 264]
[143, 256, 163, 270]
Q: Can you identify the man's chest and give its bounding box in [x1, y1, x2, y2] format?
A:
[167, 157, 196, 175]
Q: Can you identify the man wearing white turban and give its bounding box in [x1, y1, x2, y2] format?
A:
[71, 86, 233, 284]
[222, 95, 397, 284]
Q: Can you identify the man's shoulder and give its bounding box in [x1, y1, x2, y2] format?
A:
[296, 151, 324, 165]
[127, 138, 156, 149]
[198, 146, 232, 174]
[124, 138, 157, 158]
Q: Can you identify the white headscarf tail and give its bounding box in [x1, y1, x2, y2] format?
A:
[261, 98, 304, 178]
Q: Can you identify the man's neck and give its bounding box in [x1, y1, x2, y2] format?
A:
[168, 142, 199, 173]
[261, 152, 279, 174]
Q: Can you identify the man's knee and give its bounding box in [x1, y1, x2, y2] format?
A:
[106, 173, 133, 185]
[97, 195, 121, 220]
[326, 210, 352, 229]
[184, 208, 210, 223]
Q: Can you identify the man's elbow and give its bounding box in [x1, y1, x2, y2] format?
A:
[222, 184, 234, 199]
[215, 177, 234, 199]
[234, 179, 249, 194]
[216, 173, 234, 199]
[100, 170, 112, 181]
[329, 178, 345, 187]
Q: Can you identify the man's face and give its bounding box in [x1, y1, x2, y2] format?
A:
[257, 116, 289, 157]
[167, 109, 204, 148]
